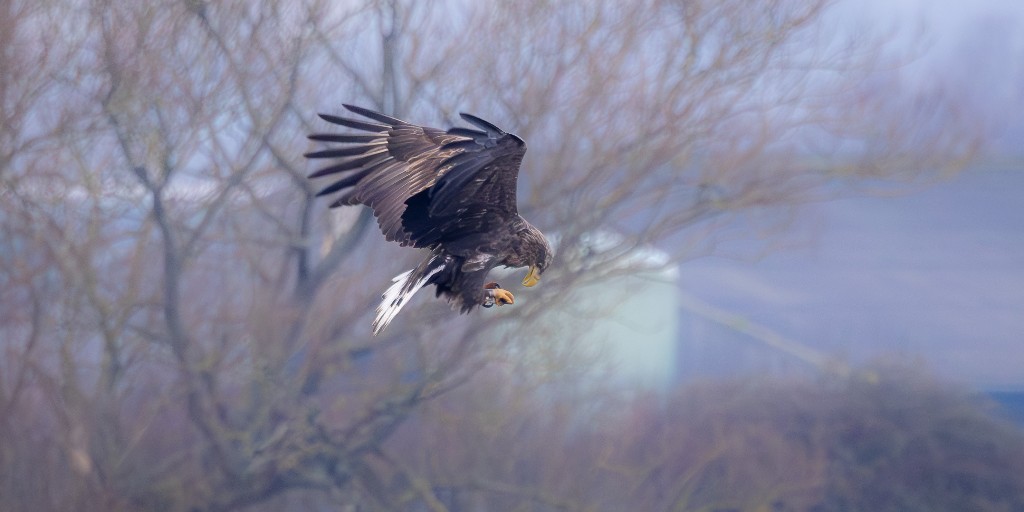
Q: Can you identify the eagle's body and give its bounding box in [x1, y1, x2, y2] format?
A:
[306, 105, 552, 335]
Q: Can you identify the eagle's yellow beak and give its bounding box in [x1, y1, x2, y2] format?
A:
[522, 265, 541, 287]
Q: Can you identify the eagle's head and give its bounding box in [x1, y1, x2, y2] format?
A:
[518, 223, 553, 288]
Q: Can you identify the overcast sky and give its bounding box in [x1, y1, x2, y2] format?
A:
[843, 0, 1024, 152]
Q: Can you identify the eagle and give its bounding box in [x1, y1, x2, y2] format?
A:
[306, 104, 553, 335]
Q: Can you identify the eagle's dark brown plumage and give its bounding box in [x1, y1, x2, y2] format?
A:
[306, 104, 552, 335]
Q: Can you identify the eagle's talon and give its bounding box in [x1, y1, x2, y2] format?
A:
[490, 287, 514, 306]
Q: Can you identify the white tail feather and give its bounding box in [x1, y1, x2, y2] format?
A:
[372, 265, 444, 336]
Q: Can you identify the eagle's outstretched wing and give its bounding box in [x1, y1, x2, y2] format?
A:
[306, 105, 527, 249]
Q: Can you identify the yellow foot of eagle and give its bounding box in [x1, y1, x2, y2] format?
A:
[483, 282, 514, 307]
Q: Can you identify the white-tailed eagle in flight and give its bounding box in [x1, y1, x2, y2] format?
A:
[307, 105, 552, 335]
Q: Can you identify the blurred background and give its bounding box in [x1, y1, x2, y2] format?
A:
[1, 0, 1022, 510]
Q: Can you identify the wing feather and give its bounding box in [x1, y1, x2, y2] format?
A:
[446, 127, 488, 139]
[342, 103, 406, 125]
[304, 144, 386, 159]
[439, 139, 483, 152]
[307, 105, 526, 247]
[459, 112, 504, 135]
[317, 113, 388, 133]
[308, 133, 378, 143]
[308, 153, 387, 178]
[313, 168, 374, 197]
